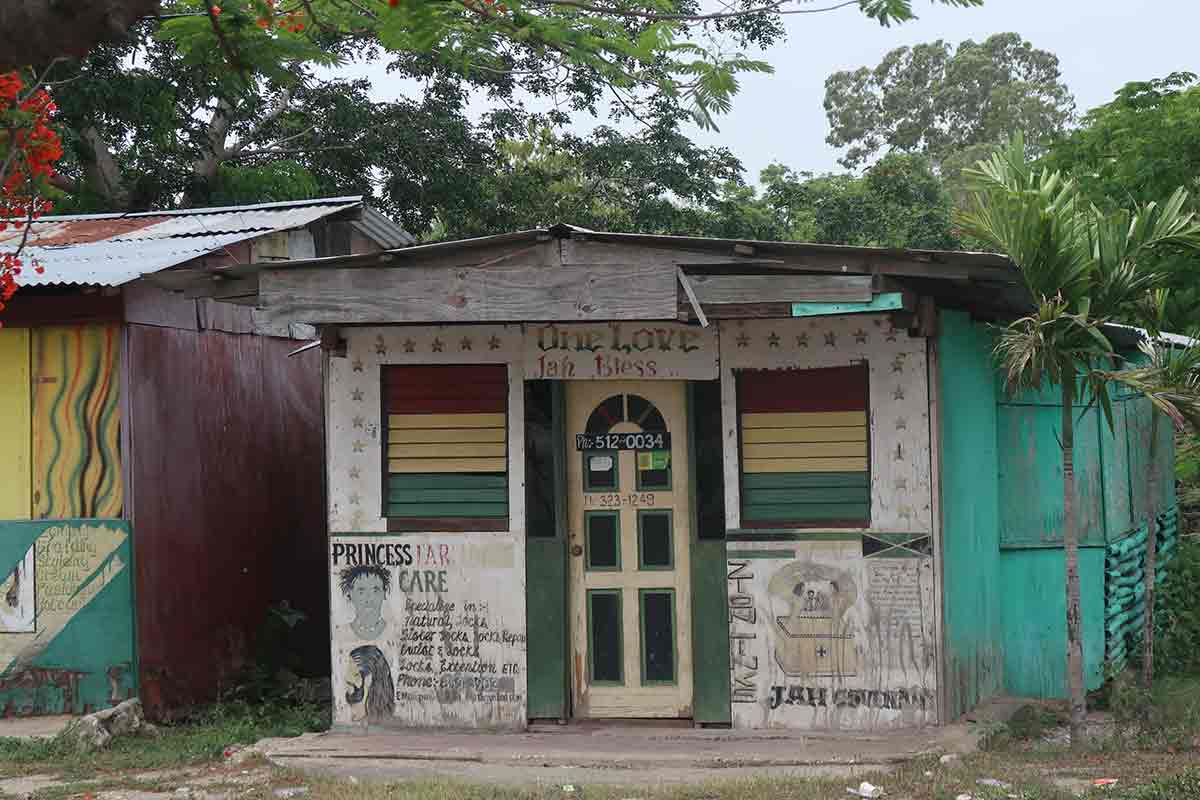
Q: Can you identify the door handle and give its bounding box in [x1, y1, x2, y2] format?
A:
[571, 544, 584, 557]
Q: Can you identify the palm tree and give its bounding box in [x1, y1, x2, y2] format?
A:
[956, 135, 1200, 745]
[1099, 303, 1200, 688]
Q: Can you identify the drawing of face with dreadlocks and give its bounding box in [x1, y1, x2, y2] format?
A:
[343, 644, 395, 723]
[338, 564, 392, 641]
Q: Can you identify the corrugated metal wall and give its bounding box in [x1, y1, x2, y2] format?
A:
[127, 325, 326, 716]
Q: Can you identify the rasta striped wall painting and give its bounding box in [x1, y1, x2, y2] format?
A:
[31, 325, 123, 519]
[383, 364, 509, 528]
[738, 365, 870, 526]
[719, 317, 933, 534]
[0, 324, 131, 715]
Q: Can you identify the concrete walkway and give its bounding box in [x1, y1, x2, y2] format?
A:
[259, 722, 980, 786]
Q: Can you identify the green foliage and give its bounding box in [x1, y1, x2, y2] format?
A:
[205, 161, 320, 207]
[759, 153, 962, 248]
[1107, 672, 1200, 750]
[824, 32, 1074, 172]
[1042, 72, 1200, 329]
[1113, 770, 1200, 800]
[1151, 536, 1200, 677]
[0, 698, 329, 780]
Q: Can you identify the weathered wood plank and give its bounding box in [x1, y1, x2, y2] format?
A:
[743, 487, 870, 504]
[389, 427, 507, 444]
[742, 471, 870, 489]
[0, 328, 31, 519]
[387, 473, 507, 489]
[741, 425, 867, 443]
[687, 274, 872, 304]
[259, 262, 678, 324]
[742, 503, 870, 520]
[123, 281, 200, 330]
[742, 441, 868, 459]
[388, 457, 507, 473]
[560, 238, 770, 267]
[743, 456, 869, 473]
[387, 442, 506, 458]
[389, 413, 506, 429]
[740, 411, 867, 428]
[387, 502, 509, 517]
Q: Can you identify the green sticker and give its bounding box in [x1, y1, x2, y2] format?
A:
[638, 451, 670, 470]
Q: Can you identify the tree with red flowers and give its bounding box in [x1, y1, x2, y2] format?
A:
[0, 70, 62, 314]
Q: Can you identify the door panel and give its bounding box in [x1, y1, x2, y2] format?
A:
[566, 381, 692, 718]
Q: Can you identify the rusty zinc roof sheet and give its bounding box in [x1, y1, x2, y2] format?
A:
[0, 196, 376, 287]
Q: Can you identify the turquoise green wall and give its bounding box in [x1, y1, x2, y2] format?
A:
[940, 310, 1177, 711]
[0, 519, 135, 715]
[999, 548, 1106, 698]
[938, 311, 1005, 719]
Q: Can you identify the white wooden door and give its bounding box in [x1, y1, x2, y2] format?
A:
[566, 381, 692, 718]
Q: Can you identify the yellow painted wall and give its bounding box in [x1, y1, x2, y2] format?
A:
[0, 328, 31, 519]
[31, 325, 123, 518]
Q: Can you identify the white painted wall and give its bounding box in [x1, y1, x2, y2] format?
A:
[717, 317, 938, 731]
[327, 326, 527, 729]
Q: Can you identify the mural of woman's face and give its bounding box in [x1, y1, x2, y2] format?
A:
[347, 574, 385, 623]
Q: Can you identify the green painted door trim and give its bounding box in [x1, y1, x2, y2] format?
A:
[727, 530, 865, 542]
[525, 381, 569, 720]
[726, 548, 796, 559]
[688, 381, 732, 725]
[791, 292, 904, 318]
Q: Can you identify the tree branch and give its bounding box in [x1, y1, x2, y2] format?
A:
[80, 126, 131, 208]
[226, 90, 294, 157]
[229, 144, 357, 159]
[516, 0, 856, 22]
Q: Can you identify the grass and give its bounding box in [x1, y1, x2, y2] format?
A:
[0, 698, 328, 781]
[230, 753, 1200, 800]
[6, 688, 1200, 800]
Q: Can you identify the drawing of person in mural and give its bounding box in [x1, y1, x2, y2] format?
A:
[343, 645, 396, 722]
[336, 564, 393, 641]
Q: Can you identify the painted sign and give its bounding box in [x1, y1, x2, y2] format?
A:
[330, 535, 527, 729]
[0, 519, 135, 715]
[524, 322, 718, 380]
[575, 432, 671, 451]
[727, 539, 937, 731]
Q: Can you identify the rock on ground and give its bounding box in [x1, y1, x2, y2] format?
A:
[64, 698, 154, 751]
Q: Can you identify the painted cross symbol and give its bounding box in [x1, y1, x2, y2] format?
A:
[795, 332, 809, 348]
[824, 331, 837, 347]
[350, 388, 364, 402]
[352, 415, 365, 429]
[854, 328, 868, 344]
[402, 339, 416, 353]
[460, 337, 473, 351]
[348, 466, 361, 480]
[431, 338, 445, 352]
[351, 358, 364, 372]
[816, 645, 828, 659]
[374, 335, 388, 356]
[488, 335, 502, 350]
[736, 332, 750, 348]
[767, 331, 781, 348]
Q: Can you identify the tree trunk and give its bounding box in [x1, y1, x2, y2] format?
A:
[1063, 379, 1087, 746]
[1142, 413, 1161, 688]
[0, 0, 160, 70]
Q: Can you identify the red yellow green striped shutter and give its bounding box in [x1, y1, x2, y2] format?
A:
[383, 365, 508, 527]
[738, 365, 870, 527]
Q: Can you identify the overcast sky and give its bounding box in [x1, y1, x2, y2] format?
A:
[340, 1, 1199, 182]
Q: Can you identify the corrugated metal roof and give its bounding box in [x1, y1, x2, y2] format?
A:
[0, 196, 411, 287]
